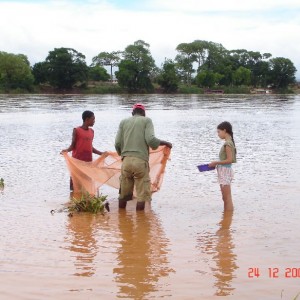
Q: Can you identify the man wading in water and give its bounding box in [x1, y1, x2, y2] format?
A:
[115, 103, 172, 211]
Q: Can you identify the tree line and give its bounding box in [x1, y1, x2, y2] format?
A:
[0, 39, 297, 93]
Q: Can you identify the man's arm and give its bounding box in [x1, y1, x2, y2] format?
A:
[159, 140, 173, 149]
[115, 121, 123, 156]
[145, 119, 172, 149]
[60, 128, 76, 154]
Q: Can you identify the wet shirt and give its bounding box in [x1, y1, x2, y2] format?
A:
[219, 138, 236, 163]
[72, 127, 94, 162]
[115, 115, 160, 162]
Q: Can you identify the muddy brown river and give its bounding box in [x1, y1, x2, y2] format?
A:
[0, 94, 300, 299]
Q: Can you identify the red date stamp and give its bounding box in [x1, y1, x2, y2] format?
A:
[248, 268, 300, 278]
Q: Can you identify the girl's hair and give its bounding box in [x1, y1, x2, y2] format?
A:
[217, 121, 237, 154]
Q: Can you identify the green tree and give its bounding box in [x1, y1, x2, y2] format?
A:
[0, 52, 34, 91]
[232, 66, 251, 86]
[268, 57, 296, 89]
[252, 60, 270, 87]
[88, 66, 110, 81]
[32, 62, 49, 84]
[201, 42, 228, 73]
[229, 50, 272, 86]
[157, 59, 180, 93]
[92, 51, 121, 81]
[45, 47, 88, 89]
[196, 71, 223, 88]
[115, 40, 155, 92]
[175, 43, 196, 85]
[190, 40, 210, 71]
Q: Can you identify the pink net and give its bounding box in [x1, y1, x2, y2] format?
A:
[63, 146, 171, 196]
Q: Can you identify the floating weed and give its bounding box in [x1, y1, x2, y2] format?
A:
[68, 192, 108, 214]
[0, 178, 4, 190]
[50, 192, 109, 215]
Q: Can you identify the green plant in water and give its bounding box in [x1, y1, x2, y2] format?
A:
[69, 192, 108, 214]
[0, 178, 4, 190]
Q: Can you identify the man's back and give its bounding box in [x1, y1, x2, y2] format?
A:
[115, 115, 160, 162]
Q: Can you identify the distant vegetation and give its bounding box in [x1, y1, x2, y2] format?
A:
[0, 39, 298, 94]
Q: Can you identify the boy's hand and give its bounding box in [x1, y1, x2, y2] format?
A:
[60, 149, 68, 155]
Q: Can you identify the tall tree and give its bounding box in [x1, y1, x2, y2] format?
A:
[268, 57, 296, 89]
[202, 42, 228, 72]
[190, 40, 210, 71]
[92, 51, 121, 81]
[88, 65, 110, 81]
[0, 52, 34, 91]
[232, 66, 251, 86]
[32, 62, 49, 84]
[45, 47, 88, 89]
[196, 70, 223, 88]
[115, 40, 155, 92]
[175, 43, 196, 85]
[157, 59, 180, 93]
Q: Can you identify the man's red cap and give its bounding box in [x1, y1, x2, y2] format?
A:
[132, 103, 145, 111]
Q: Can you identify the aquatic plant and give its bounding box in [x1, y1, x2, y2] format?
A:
[0, 178, 4, 190]
[69, 192, 108, 214]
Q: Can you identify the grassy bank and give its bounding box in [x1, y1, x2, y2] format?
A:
[0, 82, 299, 95]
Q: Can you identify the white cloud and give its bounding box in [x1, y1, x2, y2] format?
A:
[148, 0, 300, 13]
[0, 0, 299, 78]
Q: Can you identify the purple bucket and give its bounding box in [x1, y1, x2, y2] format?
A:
[197, 164, 215, 172]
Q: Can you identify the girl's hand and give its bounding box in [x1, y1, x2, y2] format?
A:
[208, 161, 218, 168]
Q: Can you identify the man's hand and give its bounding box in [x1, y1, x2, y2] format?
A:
[165, 142, 172, 149]
[160, 140, 173, 149]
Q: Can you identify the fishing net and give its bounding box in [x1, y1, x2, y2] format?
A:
[63, 146, 171, 196]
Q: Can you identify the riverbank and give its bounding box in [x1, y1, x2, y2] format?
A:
[0, 82, 299, 95]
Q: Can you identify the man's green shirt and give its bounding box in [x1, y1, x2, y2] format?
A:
[115, 115, 161, 162]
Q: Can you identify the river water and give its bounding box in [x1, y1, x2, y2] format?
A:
[0, 94, 300, 300]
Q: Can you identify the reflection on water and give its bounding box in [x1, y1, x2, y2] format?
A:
[114, 210, 174, 299]
[1, 94, 300, 299]
[65, 213, 99, 277]
[198, 211, 237, 296]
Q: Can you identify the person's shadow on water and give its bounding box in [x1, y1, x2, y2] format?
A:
[198, 211, 238, 296]
[113, 209, 174, 299]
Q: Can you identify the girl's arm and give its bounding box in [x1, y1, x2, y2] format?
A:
[209, 145, 233, 167]
[61, 129, 76, 153]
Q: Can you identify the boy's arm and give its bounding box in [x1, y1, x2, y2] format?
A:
[61, 128, 76, 153]
[92, 147, 104, 155]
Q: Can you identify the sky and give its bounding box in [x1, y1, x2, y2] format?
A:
[0, 0, 300, 79]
